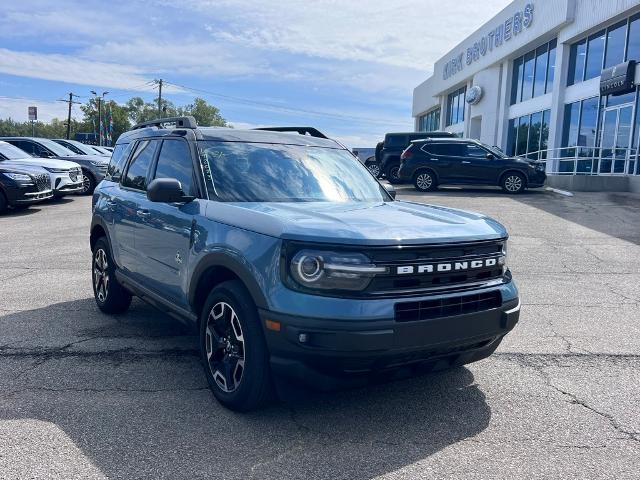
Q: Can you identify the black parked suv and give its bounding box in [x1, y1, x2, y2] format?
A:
[380, 131, 455, 183]
[398, 138, 547, 194]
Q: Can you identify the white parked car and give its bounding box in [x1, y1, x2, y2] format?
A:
[0, 141, 83, 197]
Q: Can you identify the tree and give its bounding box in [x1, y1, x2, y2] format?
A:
[177, 98, 228, 127]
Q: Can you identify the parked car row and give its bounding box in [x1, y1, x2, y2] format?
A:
[0, 137, 110, 214]
[367, 132, 547, 194]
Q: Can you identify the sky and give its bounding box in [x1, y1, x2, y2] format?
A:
[0, 0, 511, 148]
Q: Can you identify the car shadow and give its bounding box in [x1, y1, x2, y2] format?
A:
[1, 206, 42, 217]
[0, 298, 492, 479]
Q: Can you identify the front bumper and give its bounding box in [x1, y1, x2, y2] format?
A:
[261, 296, 520, 389]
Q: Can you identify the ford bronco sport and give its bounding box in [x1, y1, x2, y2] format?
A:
[90, 116, 520, 411]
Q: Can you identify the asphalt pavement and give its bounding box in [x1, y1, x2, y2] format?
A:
[0, 187, 639, 479]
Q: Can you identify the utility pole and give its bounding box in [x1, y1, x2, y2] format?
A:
[155, 79, 164, 118]
[57, 93, 81, 139]
[90, 90, 109, 146]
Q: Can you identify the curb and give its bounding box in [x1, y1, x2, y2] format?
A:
[545, 187, 574, 197]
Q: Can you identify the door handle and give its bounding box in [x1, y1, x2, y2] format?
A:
[461, 161, 471, 164]
[136, 209, 150, 218]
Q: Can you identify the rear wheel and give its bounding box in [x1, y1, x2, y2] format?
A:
[92, 237, 132, 313]
[413, 170, 437, 192]
[200, 280, 273, 411]
[385, 164, 402, 184]
[501, 172, 526, 194]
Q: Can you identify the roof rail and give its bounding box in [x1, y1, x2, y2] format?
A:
[253, 127, 329, 139]
[131, 116, 198, 131]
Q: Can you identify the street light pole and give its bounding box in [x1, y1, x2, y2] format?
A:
[90, 90, 109, 146]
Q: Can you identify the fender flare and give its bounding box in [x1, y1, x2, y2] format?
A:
[188, 252, 269, 311]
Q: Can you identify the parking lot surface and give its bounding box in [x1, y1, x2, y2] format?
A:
[1, 188, 639, 479]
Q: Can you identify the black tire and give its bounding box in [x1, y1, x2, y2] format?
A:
[200, 280, 273, 411]
[385, 163, 402, 184]
[92, 237, 132, 314]
[413, 169, 437, 192]
[81, 170, 96, 195]
[0, 191, 8, 214]
[501, 171, 526, 194]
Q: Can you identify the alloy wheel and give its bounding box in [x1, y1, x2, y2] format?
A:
[205, 302, 245, 393]
[389, 166, 400, 181]
[416, 173, 433, 190]
[504, 175, 523, 192]
[367, 163, 381, 177]
[82, 175, 92, 194]
[93, 248, 109, 302]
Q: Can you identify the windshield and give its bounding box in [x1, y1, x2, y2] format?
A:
[0, 141, 32, 160]
[198, 141, 389, 202]
[37, 138, 76, 157]
[480, 142, 506, 158]
[66, 140, 97, 155]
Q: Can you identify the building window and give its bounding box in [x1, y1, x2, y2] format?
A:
[507, 109, 550, 160]
[510, 39, 556, 105]
[418, 109, 441, 132]
[446, 87, 466, 126]
[568, 13, 640, 86]
[560, 97, 600, 173]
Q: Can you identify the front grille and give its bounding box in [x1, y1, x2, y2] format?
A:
[364, 240, 506, 295]
[34, 173, 50, 191]
[395, 290, 502, 322]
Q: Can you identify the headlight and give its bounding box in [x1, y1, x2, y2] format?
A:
[499, 240, 508, 269]
[44, 167, 69, 173]
[4, 172, 32, 182]
[288, 248, 388, 292]
[90, 161, 107, 167]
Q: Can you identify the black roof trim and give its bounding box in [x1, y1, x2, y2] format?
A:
[132, 116, 198, 131]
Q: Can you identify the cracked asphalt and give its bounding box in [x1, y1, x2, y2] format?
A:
[0, 188, 639, 479]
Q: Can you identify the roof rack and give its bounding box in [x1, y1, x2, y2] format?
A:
[131, 116, 198, 131]
[253, 127, 329, 139]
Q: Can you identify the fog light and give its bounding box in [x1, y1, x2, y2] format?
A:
[298, 333, 309, 343]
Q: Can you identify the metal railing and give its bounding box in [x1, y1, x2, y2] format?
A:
[519, 146, 639, 176]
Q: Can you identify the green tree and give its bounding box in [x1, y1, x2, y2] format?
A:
[177, 97, 228, 127]
[79, 99, 131, 143]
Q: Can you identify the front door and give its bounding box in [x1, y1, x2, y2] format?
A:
[134, 138, 201, 308]
[599, 104, 634, 174]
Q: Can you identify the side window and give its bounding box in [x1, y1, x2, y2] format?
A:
[107, 142, 133, 181]
[464, 144, 489, 158]
[385, 135, 408, 148]
[11, 140, 35, 155]
[122, 140, 159, 191]
[424, 143, 463, 156]
[32, 143, 50, 157]
[153, 139, 195, 196]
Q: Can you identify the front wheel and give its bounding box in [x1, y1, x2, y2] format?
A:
[385, 164, 402, 184]
[200, 280, 273, 411]
[92, 237, 132, 313]
[81, 171, 96, 195]
[0, 191, 7, 214]
[501, 172, 526, 194]
[366, 162, 381, 178]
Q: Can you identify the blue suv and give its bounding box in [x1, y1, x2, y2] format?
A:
[91, 117, 520, 411]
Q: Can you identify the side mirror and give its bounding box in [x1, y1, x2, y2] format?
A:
[486, 153, 495, 160]
[384, 184, 396, 200]
[147, 178, 194, 203]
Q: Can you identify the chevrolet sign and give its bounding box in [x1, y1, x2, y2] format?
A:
[397, 257, 503, 275]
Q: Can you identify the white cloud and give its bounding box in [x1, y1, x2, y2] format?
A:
[0, 48, 156, 91]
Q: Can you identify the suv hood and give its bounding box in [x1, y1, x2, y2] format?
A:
[0, 158, 80, 170]
[207, 200, 507, 246]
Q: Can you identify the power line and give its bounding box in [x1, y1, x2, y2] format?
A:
[162, 80, 408, 127]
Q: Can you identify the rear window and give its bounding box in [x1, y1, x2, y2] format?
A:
[384, 135, 408, 148]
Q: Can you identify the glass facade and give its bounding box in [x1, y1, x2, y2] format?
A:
[568, 13, 640, 86]
[418, 109, 441, 132]
[446, 87, 466, 126]
[510, 39, 556, 105]
[507, 109, 550, 159]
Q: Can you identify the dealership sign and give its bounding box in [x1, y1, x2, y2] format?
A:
[28, 106, 37, 121]
[443, 3, 534, 80]
[600, 61, 636, 96]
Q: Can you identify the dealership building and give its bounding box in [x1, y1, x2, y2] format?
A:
[412, 0, 640, 191]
